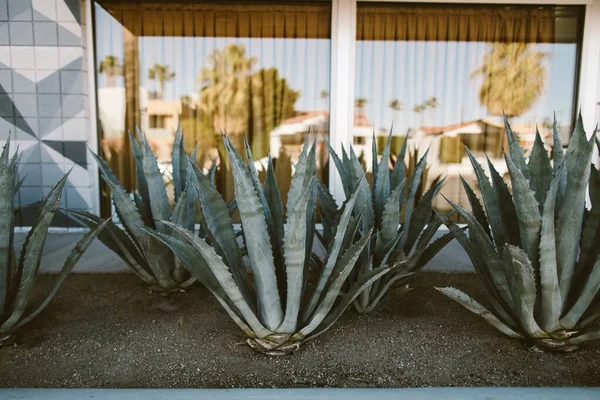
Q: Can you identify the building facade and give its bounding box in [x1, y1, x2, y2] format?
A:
[1, 0, 600, 227]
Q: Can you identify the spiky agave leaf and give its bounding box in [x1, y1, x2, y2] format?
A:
[325, 134, 445, 313]
[87, 128, 204, 292]
[444, 116, 600, 350]
[0, 147, 18, 317]
[224, 135, 282, 331]
[149, 136, 386, 355]
[0, 159, 107, 338]
[556, 115, 595, 304]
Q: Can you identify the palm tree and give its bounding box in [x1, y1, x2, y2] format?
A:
[98, 55, 123, 88]
[198, 44, 257, 136]
[413, 103, 426, 127]
[424, 96, 439, 123]
[388, 99, 402, 125]
[355, 98, 368, 114]
[471, 43, 547, 118]
[147, 63, 176, 99]
[319, 89, 329, 110]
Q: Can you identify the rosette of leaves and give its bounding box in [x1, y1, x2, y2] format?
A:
[0, 141, 107, 344]
[148, 135, 395, 355]
[71, 128, 199, 293]
[437, 115, 600, 351]
[321, 132, 452, 313]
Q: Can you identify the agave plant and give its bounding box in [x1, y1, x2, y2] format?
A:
[148, 135, 395, 355]
[0, 141, 107, 344]
[322, 132, 453, 313]
[437, 115, 600, 351]
[71, 128, 200, 293]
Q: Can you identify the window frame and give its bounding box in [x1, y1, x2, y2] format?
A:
[85, 0, 600, 214]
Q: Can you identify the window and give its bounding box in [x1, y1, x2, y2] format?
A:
[354, 3, 584, 214]
[94, 1, 332, 215]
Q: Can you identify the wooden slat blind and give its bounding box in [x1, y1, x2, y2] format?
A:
[356, 4, 580, 44]
[99, 1, 331, 39]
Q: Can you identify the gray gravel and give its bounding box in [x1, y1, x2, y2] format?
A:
[1, 273, 599, 388]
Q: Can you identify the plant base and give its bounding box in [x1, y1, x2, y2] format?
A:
[246, 334, 301, 356]
[0, 334, 14, 347]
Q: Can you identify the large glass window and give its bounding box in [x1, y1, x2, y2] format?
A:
[354, 3, 584, 213]
[94, 1, 331, 214]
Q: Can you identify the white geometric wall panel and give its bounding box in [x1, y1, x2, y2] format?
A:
[0, 0, 92, 227]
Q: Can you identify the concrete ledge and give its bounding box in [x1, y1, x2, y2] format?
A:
[1, 388, 599, 399]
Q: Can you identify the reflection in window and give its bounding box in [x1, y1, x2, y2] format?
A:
[355, 3, 583, 214]
[94, 1, 332, 215]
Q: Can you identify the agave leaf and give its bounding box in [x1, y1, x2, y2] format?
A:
[214, 292, 256, 338]
[504, 153, 541, 274]
[133, 192, 152, 227]
[486, 155, 520, 246]
[278, 176, 316, 333]
[380, 181, 405, 245]
[286, 137, 317, 299]
[224, 136, 282, 331]
[404, 178, 445, 253]
[374, 132, 392, 226]
[537, 159, 565, 332]
[323, 136, 351, 196]
[348, 147, 375, 230]
[95, 152, 175, 289]
[317, 178, 339, 248]
[557, 120, 595, 304]
[171, 124, 187, 201]
[303, 177, 363, 321]
[13, 219, 110, 331]
[390, 133, 409, 191]
[0, 139, 10, 170]
[445, 198, 515, 312]
[371, 131, 378, 184]
[0, 152, 17, 316]
[66, 209, 155, 284]
[459, 175, 490, 238]
[149, 223, 271, 338]
[188, 159, 250, 300]
[89, 152, 146, 238]
[502, 245, 544, 337]
[505, 117, 530, 181]
[398, 147, 430, 251]
[414, 231, 457, 271]
[436, 212, 517, 326]
[465, 148, 506, 249]
[366, 271, 413, 312]
[527, 128, 552, 208]
[128, 132, 152, 223]
[140, 135, 171, 230]
[305, 265, 391, 341]
[297, 231, 372, 338]
[568, 329, 600, 345]
[560, 255, 600, 329]
[435, 287, 522, 338]
[169, 186, 195, 282]
[264, 154, 286, 296]
[577, 167, 600, 273]
[243, 135, 273, 229]
[0, 173, 69, 333]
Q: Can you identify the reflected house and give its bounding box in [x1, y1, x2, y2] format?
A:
[269, 110, 373, 171]
[418, 118, 559, 209]
[142, 96, 183, 163]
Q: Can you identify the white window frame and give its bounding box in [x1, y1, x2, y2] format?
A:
[85, 0, 600, 214]
[329, 0, 600, 202]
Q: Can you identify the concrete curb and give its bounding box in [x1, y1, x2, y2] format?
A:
[1, 388, 599, 399]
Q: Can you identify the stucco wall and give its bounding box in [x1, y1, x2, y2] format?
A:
[0, 0, 94, 227]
